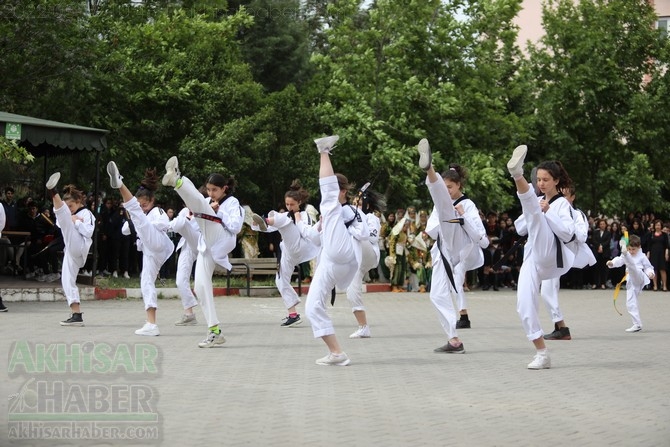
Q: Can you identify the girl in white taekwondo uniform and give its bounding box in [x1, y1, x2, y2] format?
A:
[305, 135, 368, 366]
[506, 145, 576, 369]
[346, 186, 385, 339]
[106, 164, 174, 336]
[438, 164, 489, 330]
[161, 157, 243, 348]
[251, 180, 319, 327]
[171, 206, 200, 326]
[528, 185, 595, 341]
[45, 174, 95, 327]
[416, 139, 485, 354]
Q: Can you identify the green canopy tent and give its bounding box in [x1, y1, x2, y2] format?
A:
[0, 111, 109, 285]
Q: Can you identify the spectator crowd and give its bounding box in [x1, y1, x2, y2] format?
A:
[2, 184, 669, 294]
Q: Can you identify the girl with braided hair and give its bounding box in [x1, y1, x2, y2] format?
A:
[251, 180, 319, 327]
[45, 174, 95, 326]
[106, 163, 174, 336]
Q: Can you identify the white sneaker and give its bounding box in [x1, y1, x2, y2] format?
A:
[198, 331, 226, 348]
[123, 271, 130, 279]
[417, 138, 432, 171]
[315, 352, 351, 366]
[527, 352, 551, 370]
[625, 324, 642, 332]
[46, 172, 60, 190]
[80, 270, 92, 277]
[349, 325, 371, 339]
[175, 313, 197, 326]
[46, 272, 61, 282]
[314, 135, 339, 154]
[251, 213, 268, 231]
[507, 145, 528, 178]
[620, 239, 628, 254]
[162, 156, 181, 187]
[106, 161, 124, 189]
[112, 271, 118, 278]
[135, 322, 160, 336]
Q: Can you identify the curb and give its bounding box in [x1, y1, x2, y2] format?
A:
[93, 283, 392, 300]
[1, 283, 393, 302]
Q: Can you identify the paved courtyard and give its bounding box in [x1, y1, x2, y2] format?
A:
[1, 287, 669, 446]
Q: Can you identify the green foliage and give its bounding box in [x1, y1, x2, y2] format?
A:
[306, 0, 528, 212]
[461, 151, 515, 213]
[597, 153, 668, 216]
[231, 0, 311, 92]
[526, 0, 667, 214]
[87, 3, 259, 203]
[0, 0, 96, 121]
[0, 138, 34, 165]
[2, 0, 669, 219]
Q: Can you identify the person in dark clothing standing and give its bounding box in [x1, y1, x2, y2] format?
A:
[591, 218, 611, 289]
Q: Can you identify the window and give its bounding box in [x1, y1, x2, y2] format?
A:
[657, 17, 669, 38]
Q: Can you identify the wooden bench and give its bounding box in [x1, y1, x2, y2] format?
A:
[225, 257, 303, 296]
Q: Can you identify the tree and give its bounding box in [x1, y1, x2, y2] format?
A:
[0, 0, 96, 122]
[229, 0, 311, 92]
[87, 2, 263, 204]
[526, 0, 669, 215]
[306, 0, 528, 212]
[0, 0, 103, 189]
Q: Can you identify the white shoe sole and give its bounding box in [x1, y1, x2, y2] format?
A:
[135, 328, 160, 336]
[314, 135, 339, 153]
[106, 162, 124, 189]
[252, 213, 268, 231]
[417, 138, 432, 171]
[46, 172, 60, 190]
[198, 334, 226, 348]
[625, 327, 641, 332]
[316, 357, 351, 366]
[507, 145, 528, 175]
[162, 156, 180, 187]
[349, 333, 371, 339]
[527, 358, 551, 369]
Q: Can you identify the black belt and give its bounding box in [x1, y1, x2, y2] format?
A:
[193, 212, 222, 224]
[436, 234, 457, 291]
[554, 234, 563, 268]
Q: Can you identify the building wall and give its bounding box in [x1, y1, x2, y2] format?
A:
[514, 0, 547, 50]
[656, 0, 670, 17]
[515, 0, 670, 51]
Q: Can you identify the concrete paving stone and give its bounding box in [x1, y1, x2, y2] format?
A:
[0, 288, 668, 446]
